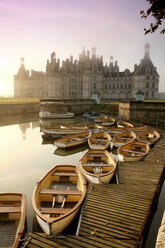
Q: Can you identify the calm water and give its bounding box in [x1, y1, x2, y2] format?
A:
[0, 114, 164, 247]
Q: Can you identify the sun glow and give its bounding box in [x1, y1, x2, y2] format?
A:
[0, 54, 14, 96]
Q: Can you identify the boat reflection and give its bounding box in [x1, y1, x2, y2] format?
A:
[54, 143, 88, 156]
[40, 116, 88, 129]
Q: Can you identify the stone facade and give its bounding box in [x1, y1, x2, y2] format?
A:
[14, 43, 159, 100]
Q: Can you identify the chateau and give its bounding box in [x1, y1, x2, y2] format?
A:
[14, 43, 159, 101]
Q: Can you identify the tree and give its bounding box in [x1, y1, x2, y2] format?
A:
[140, 0, 165, 34]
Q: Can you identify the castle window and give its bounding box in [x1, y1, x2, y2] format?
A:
[105, 84, 107, 89]
[146, 75, 149, 80]
[146, 82, 149, 88]
[152, 91, 154, 97]
[146, 68, 150, 74]
[146, 91, 149, 97]
[153, 76, 155, 80]
[152, 82, 155, 88]
[128, 84, 132, 89]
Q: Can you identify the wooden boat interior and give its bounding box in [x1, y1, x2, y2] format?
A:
[0, 194, 22, 247]
[36, 167, 83, 218]
[120, 143, 148, 156]
[90, 133, 111, 144]
[114, 131, 136, 142]
[137, 130, 160, 144]
[59, 132, 90, 144]
[82, 152, 114, 174]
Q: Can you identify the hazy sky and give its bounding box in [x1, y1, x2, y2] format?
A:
[0, 0, 165, 95]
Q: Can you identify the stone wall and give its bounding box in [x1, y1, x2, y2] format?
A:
[0, 103, 39, 116]
[118, 101, 165, 121]
[0, 99, 96, 116]
[40, 99, 96, 114]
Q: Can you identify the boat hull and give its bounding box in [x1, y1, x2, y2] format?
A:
[82, 170, 115, 184]
[39, 112, 74, 119]
[36, 206, 80, 235]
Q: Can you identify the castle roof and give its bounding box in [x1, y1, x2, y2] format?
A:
[134, 54, 159, 76]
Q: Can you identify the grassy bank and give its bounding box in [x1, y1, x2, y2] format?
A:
[0, 98, 39, 104]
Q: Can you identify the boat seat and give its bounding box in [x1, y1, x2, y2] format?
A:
[87, 153, 106, 157]
[39, 189, 82, 195]
[40, 207, 71, 214]
[0, 206, 21, 213]
[52, 171, 77, 177]
[121, 149, 146, 155]
[83, 163, 114, 167]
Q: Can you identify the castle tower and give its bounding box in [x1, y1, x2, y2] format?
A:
[92, 47, 96, 59]
[51, 52, 56, 63]
[144, 43, 150, 57]
[20, 57, 25, 68]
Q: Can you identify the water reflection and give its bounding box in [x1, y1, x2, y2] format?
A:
[54, 143, 89, 156]
[0, 115, 91, 233]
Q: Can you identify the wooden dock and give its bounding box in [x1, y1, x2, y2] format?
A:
[21, 131, 165, 248]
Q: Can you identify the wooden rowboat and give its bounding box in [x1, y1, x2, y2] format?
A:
[0, 193, 26, 248]
[32, 165, 86, 236]
[137, 129, 160, 145]
[112, 131, 136, 148]
[79, 149, 117, 184]
[42, 127, 85, 136]
[87, 124, 104, 133]
[94, 115, 107, 123]
[39, 111, 74, 119]
[105, 125, 148, 135]
[117, 141, 150, 162]
[60, 125, 88, 130]
[117, 120, 134, 128]
[54, 130, 91, 148]
[102, 117, 115, 126]
[88, 131, 112, 150]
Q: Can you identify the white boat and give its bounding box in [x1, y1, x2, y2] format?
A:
[79, 149, 117, 184]
[0, 193, 26, 248]
[42, 127, 85, 136]
[54, 130, 91, 148]
[39, 111, 74, 119]
[60, 125, 88, 130]
[32, 165, 86, 235]
[88, 131, 112, 150]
